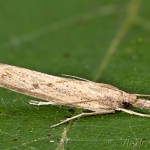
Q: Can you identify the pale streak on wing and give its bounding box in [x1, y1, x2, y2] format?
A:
[0, 64, 124, 111]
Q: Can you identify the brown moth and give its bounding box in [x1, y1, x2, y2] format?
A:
[0, 64, 150, 127]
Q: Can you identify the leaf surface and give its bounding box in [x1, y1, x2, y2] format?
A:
[0, 0, 150, 149]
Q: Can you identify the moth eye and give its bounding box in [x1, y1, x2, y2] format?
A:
[122, 102, 130, 108]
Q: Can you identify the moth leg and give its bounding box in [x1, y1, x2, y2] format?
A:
[29, 100, 57, 106]
[51, 110, 115, 128]
[117, 108, 150, 117]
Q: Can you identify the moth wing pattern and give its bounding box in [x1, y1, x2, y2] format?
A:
[0, 64, 120, 111]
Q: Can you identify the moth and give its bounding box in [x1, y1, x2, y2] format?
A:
[0, 64, 150, 127]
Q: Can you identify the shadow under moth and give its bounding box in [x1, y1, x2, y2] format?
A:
[0, 64, 150, 127]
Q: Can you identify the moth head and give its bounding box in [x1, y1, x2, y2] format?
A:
[122, 94, 137, 108]
[128, 94, 137, 103]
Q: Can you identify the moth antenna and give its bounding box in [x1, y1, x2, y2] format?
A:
[133, 94, 150, 97]
[132, 98, 150, 110]
[61, 74, 90, 82]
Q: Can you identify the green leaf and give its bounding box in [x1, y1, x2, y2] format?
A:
[0, 0, 150, 149]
